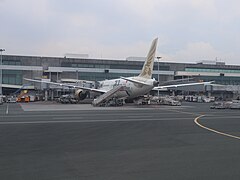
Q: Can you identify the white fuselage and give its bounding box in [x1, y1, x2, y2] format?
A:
[98, 77, 155, 99]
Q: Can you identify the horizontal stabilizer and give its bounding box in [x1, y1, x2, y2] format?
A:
[120, 77, 150, 86]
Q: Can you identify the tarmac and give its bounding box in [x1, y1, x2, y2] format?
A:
[0, 101, 240, 180]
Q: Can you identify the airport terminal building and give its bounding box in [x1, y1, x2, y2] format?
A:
[1, 55, 240, 100]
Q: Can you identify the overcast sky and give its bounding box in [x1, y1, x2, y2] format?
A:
[1, 0, 240, 64]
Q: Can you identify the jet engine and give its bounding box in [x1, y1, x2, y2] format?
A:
[75, 89, 90, 100]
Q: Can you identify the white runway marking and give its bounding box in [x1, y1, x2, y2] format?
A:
[19, 103, 189, 112]
[197, 115, 240, 119]
[6, 103, 9, 114]
[0, 117, 194, 125]
[194, 115, 240, 141]
[0, 113, 178, 119]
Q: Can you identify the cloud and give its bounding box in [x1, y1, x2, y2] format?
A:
[163, 41, 239, 64]
[37, 37, 155, 59]
[1, 0, 240, 64]
[176, 42, 220, 61]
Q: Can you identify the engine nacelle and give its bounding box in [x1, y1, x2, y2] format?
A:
[75, 89, 89, 100]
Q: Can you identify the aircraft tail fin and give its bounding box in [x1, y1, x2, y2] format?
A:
[138, 38, 158, 79]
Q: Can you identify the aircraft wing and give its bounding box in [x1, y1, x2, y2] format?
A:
[24, 78, 107, 93]
[153, 81, 214, 90]
[120, 77, 151, 86]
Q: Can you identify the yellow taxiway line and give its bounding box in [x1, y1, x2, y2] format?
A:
[194, 115, 240, 140]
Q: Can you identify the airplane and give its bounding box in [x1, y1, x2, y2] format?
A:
[24, 38, 213, 106]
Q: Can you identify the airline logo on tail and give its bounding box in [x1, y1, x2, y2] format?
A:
[139, 38, 158, 79]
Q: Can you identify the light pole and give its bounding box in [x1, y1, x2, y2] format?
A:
[76, 70, 79, 80]
[156, 56, 162, 97]
[0, 49, 5, 95]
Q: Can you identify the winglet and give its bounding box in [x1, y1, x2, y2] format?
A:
[138, 38, 158, 79]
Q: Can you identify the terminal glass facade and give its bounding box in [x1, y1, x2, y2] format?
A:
[78, 72, 136, 81]
[196, 76, 240, 85]
[2, 70, 23, 85]
[185, 67, 240, 85]
[185, 67, 240, 73]
[3, 60, 21, 65]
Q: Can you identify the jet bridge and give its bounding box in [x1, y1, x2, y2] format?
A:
[92, 85, 126, 107]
